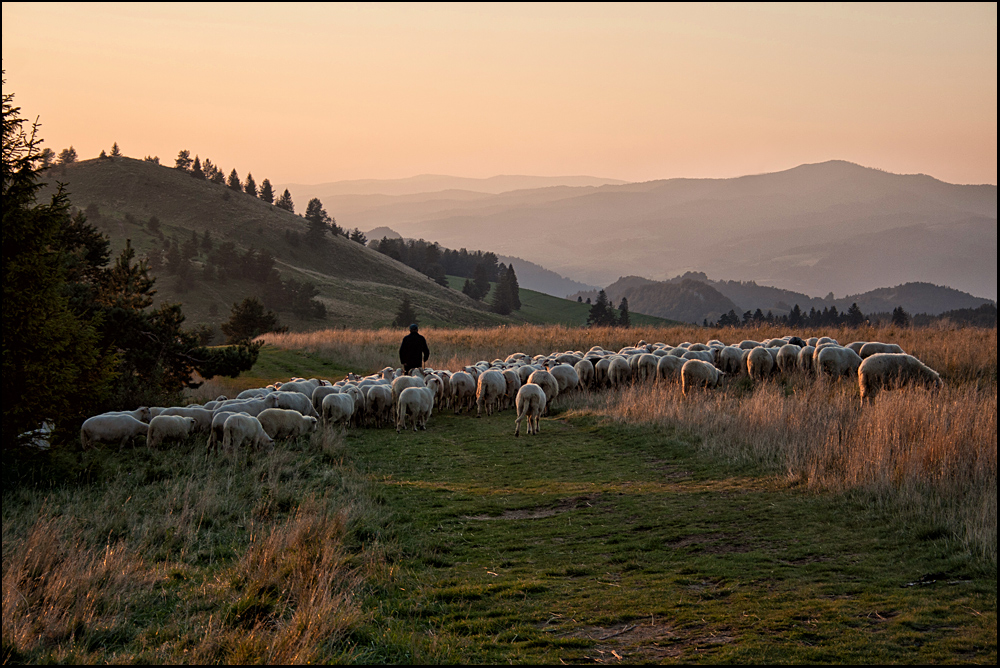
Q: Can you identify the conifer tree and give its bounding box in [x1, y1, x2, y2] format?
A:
[58, 146, 77, 164]
[175, 149, 192, 171]
[258, 178, 274, 204]
[227, 168, 241, 191]
[392, 294, 418, 327]
[617, 297, 631, 328]
[244, 172, 257, 197]
[110, 142, 122, 157]
[275, 188, 294, 212]
[190, 155, 204, 179]
[305, 197, 332, 238]
[587, 289, 615, 326]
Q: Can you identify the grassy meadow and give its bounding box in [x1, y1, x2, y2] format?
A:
[3, 324, 996, 663]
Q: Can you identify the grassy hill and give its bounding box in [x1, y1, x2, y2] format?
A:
[445, 276, 679, 327]
[37, 157, 517, 331]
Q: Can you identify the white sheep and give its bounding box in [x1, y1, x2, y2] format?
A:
[157, 406, 213, 432]
[858, 353, 942, 402]
[775, 344, 802, 376]
[322, 393, 355, 428]
[80, 414, 149, 450]
[397, 386, 435, 432]
[257, 408, 318, 440]
[273, 391, 319, 417]
[656, 354, 685, 382]
[746, 346, 774, 381]
[502, 369, 522, 410]
[449, 371, 477, 414]
[607, 356, 631, 389]
[859, 342, 905, 359]
[476, 369, 507, 418]
[213, 394, 280, 417]
[526, 368, 559, 411]
[311, 385, 341, 414]
[547, 363, 580, 395]
[798, 345, 816, 374]
[514, 383, 547, 436]
[681, 359, 725, 396]
[816, 346, 863, 379]
[716, 346, 745, 375]
[147, 415, 197, 449]
[103, 407, 151, 423]
[574, 358, 595, 391]
[208, 410, 244, 450]
[636, 354, 659, 383]
[222, 413, 274, 450]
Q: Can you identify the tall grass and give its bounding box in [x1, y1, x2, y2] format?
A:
[263, 324, 997, 564]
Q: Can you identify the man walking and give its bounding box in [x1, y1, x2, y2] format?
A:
[399, 323, 430, 373]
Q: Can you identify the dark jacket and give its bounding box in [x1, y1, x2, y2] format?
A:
[399, 331, 430, 371]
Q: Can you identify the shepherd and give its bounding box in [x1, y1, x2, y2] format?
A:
[399, 323, 430, 373]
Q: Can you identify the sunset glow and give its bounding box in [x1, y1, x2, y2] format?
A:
[3, 2, 996, 185]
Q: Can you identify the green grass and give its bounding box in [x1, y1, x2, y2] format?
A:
[446, 276, 678, 327]
[341, 410, 995, 663]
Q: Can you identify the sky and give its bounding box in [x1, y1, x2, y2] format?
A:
[3, 2, 996, 186]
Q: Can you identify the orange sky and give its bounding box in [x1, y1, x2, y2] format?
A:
[3, 2, 996, 185]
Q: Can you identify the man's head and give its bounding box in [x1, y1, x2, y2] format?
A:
[410, 323, 418, 332]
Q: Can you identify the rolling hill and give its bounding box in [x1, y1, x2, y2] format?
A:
[37, 158, 523, 332]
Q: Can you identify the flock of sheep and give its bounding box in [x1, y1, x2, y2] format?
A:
[78, 334, 942, 450]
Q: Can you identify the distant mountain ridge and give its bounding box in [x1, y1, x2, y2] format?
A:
[280, 174, 629, 200]
[571, 272, 994, 324]
[325, 160, 995, 301]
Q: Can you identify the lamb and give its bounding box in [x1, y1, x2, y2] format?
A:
[222, 413, 274, 450]
[147, 415, 197, 449]
[681, 359, 725, 396]
[746, 346, 774, 381]
[257, 408, 318, 440]
[859, 342, 905, 359]
[526, 368, 559, 411]
[858, 353, 942, 402]
[321, 393, 355, 428]
[476, 369, 507, 418]
[397, 386, 435, 433]
[514, 383, 546, 436]
[80, 414, 149, 450]
[816, 345, 863, 379]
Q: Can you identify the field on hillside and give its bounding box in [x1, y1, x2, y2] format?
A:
[3, 325, 995, 663]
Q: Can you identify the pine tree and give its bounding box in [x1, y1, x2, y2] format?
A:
[275, 188, 294, 212]
[490, 269, 513, 315]
[846, 302, 865, 327]
[506, 264, 521, 310]
[617, 297, 631, 328]
[472, 262, 491, 301]
[110, 142, 122, 157]
[349, 228, 368, 245]
[202, 157, 216, 179]
[587, 289, 615, 326]
[258, 178, 274, 204]
[175, 149, 192, 171]
[244, 172, 257, 197]
[190, 155, 204, 179]
[58, 146, 77, 164]
[891, 305, 910, 327]
[392, 294, 418, 327]
[38, 147, 55, 168]
[220, 297, 281, 345]
[227, 169, 241, 191]
[305, 198, 332, 239]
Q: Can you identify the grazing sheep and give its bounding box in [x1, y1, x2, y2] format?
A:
[208, 410, 243, 450]
[276, 379, 321, 396]
[846, 341, 868, 356]
[859, 342, 905, 359]
[449, 371, 477, 414]
[236, 387, 272, 400]
[147, 415, 197, 449]
[681, 359, 725, 396]
[656, 354, 686, 382]
[213, 394, 280, 417]
[80, 414, 149, 450]
[476, 369, 507, 418]
[257, 408, 318, 440]
[775, 344, 802, 376]
[397, 386, 435, 433]
[157, 406, 213, 432]
[514, 383, 547, 436]
[636, 354, 659, 383]
[746, 346, 774, 381]
[574, 358, 595, 391]
[273, 391, 319, 417]
[797, 345, 816, 373]
[392, 374, 426, 408]
[608, 356, 631, 389]
[548, 363, 580, 395]
[526, 368, 559, 411]
[222, 413, 274, 450]
[738, 340, 762, 350]
[321, 393, 355, 428]
[364, 384, 393, 427]
[312, 385, 341, 414]
[502, 369, 523, 410]
[858, 353, 942, 402]
[103, 407, 151, 423]
[816, 346, 863, 379]
[716, 346, 745, 375]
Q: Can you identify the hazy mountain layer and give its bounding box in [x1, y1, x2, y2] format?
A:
[320, 161, 996, 301]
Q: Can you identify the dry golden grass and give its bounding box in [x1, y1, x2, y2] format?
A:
[266, 324, 997, 563]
